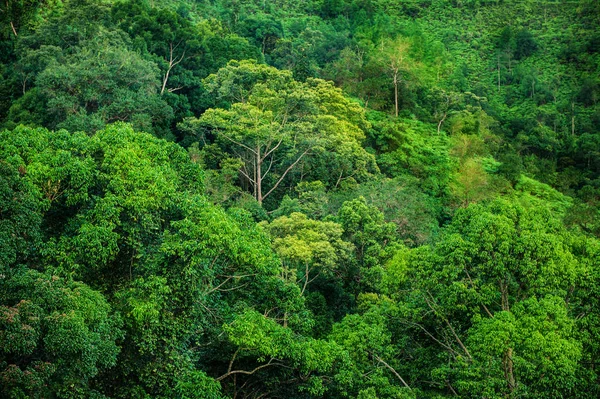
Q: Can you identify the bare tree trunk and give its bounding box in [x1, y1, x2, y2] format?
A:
[571, 101, 575, 136]
[437, 112, 447, 134]
[256, 146, 262, 204]
[393, 69, 399, 117]
[497, 54, 501, 92]
[160, 42, 185, 95]
[253, 155, 257, 200]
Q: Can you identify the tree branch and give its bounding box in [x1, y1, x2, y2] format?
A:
[404, 321, 459, 357]
[161, 42, 186, 95]
[261, 151, 276, 181]
[239, 167, 256, 184]
[424, 291, 472, 361]
[10, 21, 17, 37]
[220, 133, 257, 155]
[372, 353, 411, 390]
[463, 267, 494, 318]
[217, 358, 283, 381]
[262, 148, 310, 201]
[261, 138, 284, 163]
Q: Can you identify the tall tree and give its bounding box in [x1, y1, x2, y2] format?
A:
[181, 61, 376, 205]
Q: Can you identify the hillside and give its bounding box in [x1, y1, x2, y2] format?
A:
[1, 1, 599, 398]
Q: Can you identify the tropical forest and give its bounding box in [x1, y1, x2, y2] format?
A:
[1, 0, 599, 398]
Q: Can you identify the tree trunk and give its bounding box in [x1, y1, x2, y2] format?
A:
[393, 70, 399, 117]
[437, 112, 447, 134]
[503, 347, 516, 393]
[497, 54, 501, 92]
[571, 101, 575, 136]
[256, 146, 262, 204]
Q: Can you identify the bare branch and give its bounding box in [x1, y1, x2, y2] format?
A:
[160, 42, 187, 95]
[372, 353, 411, 390]
[261, 151, 276, 180]
[262, 148, 310, 201]
[217, 358, 283, 381]
[217, 282, 249, 292]
[205, 276, 233, 295]
[402, 320, 459, 358]
[228, 347, 242, 374]
[424, 291, 472, 361]
[464, 267, 494, 318]
[220, 132, 257, 155]
[261, 138, 284, 163]
[300, 263, 311, 295]
[167, 86, 184, 93]
[239, 167, 256, 184]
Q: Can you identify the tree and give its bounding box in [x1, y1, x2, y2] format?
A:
[384, 200, 591, 397]
[0, 0, 48, 38]
[263, 212, 353, 295]
[181, 61, 376, 205]
[0, 269, 122, 398]
[369, 112, 452, 197]
[514, 29, 537, 60]
[329, 309, 414, 399]
[7, 31, 174, 136]
[383, 37, 412, 117]
[201, 59, 293, 108]
[0, 158, 41, 271]
[449, 157, 490, 207]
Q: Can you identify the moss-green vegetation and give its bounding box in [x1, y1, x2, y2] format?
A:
[1, 0, 599, 397]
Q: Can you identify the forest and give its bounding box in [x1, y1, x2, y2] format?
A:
[0, 0, 599, 398]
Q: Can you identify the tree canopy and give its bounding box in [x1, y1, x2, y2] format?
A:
[1, 0, 599, 398]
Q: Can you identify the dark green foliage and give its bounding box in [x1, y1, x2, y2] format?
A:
[0, 160, 41, 270]
[0, 269, 122, 398]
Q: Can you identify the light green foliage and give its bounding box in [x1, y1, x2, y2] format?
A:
[369, 112, 452, 198]
[225, 309, 342, 373]
[202, 59, 294, 107]
[464, 296, 582, 398]
[514, 175, 574, 217]
[182, 60, 377, 206]
[0, 125, 96, 270]
[221, 309, 344, 395]
[336, 196, 398, 292]
[175, 370, 226, 399]
[449, 157, 492, 207]
[24, 123, 203, 285]
[264, 212, 353, 293]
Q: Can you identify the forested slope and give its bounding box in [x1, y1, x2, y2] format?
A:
[1, 1, 599, 398]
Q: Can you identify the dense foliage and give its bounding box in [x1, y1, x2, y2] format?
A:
[1, 0, 599, 398]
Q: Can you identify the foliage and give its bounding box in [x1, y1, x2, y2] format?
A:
[0, 269, 122, 398]
[181, 60, 377, 206]
[0, 0, 599, 398]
